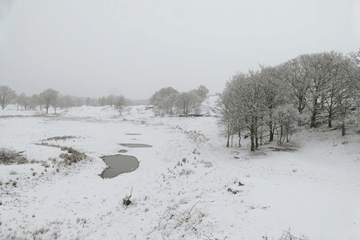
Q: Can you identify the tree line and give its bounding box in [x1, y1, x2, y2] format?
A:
[149, 85, 209, 117]
[0, 87, 129, 114]
[218, 50, 360, 151]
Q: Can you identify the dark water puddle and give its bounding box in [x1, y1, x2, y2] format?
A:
[126, 133, 142, 135]
[100, 154, 139, 179]
[120, 143, 152, 148]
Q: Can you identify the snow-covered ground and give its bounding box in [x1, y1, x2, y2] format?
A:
[1, 98, 360, 240]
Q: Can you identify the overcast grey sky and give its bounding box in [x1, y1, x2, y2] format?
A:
[0, 0, 359, 100]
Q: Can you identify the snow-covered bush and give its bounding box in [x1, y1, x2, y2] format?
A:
[59, 147, 87, 165]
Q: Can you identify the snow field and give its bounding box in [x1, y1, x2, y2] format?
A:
[0, 102, 360, 239]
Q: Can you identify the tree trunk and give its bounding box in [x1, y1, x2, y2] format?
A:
[298, 97, 303, 114]
[254, 117, 258, 149]
[328, 109, 332, 128]
[269, 123, 274, 142]
[250, 125, 255, 151]
[310, 99, 318, 128]
[250, 132, 255, 151]
[278, 126, 284, 145]
[238, 131, 241, 148]
[342, 121, 346, 136]
[310, 112, 317, 128]
[226, 134, 230, 147]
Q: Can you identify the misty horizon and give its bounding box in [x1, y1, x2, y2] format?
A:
[1, 0, 359, 99]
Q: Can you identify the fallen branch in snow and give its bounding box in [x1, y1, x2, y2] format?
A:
[263, 229, 309, 240]
[123, 188, 133, 207]
[157, 201, 205, 238]
[204, 234, 228, 240]
[227, 188, 241, 194]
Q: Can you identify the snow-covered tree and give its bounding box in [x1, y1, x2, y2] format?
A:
[260, 65, 291, 142]
[115, 95, 126, 115]
[273, 104, 299, 145]
[0, 85, 16, 110]
[150, 87, 179, 116]
[39, 89, 59, 114]
[176, 90, 202, 117]
[106, 95, 117, 106]
[17, 93, 31, 111]
[29, 94, 40, 110]
[197, 85, 209, 101]
[220, 71, 268, 151]
[99, 96, 106, 107]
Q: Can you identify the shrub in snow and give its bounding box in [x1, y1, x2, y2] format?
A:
[59, 147, 87, 165]
[263, 229, 309, 240]
[17, 156, 29, 165]
[0, 148, 24, 164]
[179, 169, 195, 176]
[158, 201, 205, 238]
[278, 229, 309, 240]
[200, 161, 213, 168]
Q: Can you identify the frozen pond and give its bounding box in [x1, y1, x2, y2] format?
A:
[100, 154, 139, 178]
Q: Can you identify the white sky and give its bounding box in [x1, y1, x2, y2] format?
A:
[0, 0, 359, 99]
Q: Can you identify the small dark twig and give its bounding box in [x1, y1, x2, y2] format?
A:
[123, 187, 133, 207]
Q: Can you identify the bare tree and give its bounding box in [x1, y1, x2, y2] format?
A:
[115, 95, 126, 115]
[51, 93, 62, 114]
[281, 59, 310, 115]
[321, 52, 344, 128]
[17, 93, 31, 111]
[99, 96, 106, 107]
[197, 85, 209, 101]
[273, 104, 299, 145]
[335, 52, 360, 135]
[29, 94, 40, 110]
[0, 85, 16, 110]
[301, 52, 343, 128]
[260, 66, 290, 142]
[217, 89, 242, 147]
[39, 89, 59, 114]
[220, 71, 267, 151]
[106, 95, 117, 106]
[176, 90, 201, 117]
[60, 95, 75, 108]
